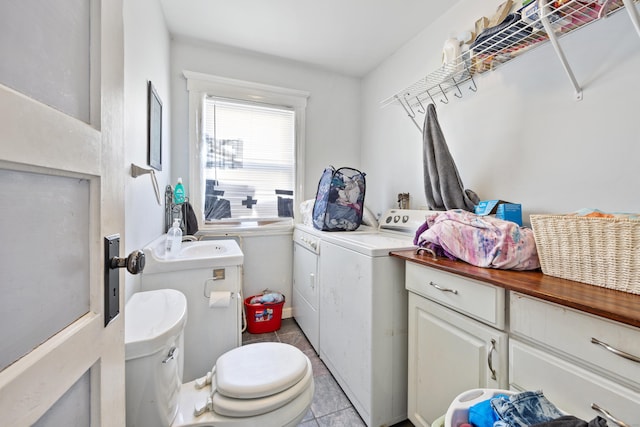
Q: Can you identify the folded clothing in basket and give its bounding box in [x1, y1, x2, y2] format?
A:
[491, 391, 564, 426]
[467, 390, 607, 427]
[571, 208, 640, 220]
[249, 292, 284, 305]
[469, 393, 510, 427]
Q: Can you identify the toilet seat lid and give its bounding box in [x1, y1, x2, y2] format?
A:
[215, 342, 308, 399]
[212, 356, 313, 418]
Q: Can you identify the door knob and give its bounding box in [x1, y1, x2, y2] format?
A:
[110, 249, 145, 275]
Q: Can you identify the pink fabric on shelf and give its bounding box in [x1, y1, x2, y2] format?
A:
[415, 210, 540, 271]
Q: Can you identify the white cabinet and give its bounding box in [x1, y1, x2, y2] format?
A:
[140, 265, 241, 382]
[402, 257, 640, 427]
[406, 264, 507, 427]
[510, 292, 640, 425]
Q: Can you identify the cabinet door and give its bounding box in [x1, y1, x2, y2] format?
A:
[407, 292, 507, 427]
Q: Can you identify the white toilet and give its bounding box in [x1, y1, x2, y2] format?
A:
[125, 289, 315, 427]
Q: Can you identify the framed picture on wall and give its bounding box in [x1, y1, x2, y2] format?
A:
[148, 81, 162, 171]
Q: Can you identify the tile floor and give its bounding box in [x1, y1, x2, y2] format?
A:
[242, 317, 415, 427]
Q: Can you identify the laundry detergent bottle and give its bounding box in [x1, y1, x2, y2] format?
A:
[165, 218, 182, 258]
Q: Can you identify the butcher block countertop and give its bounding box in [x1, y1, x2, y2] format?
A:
[391, 250, 640, 329]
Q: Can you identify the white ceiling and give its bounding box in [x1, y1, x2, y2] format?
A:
[159, 0, 457, 77]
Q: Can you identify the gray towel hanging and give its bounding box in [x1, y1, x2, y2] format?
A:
[422, 103, 479, 211]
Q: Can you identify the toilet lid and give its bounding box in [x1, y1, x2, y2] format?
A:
[212, 356, 313, 418]
[215, 342, 309, 399]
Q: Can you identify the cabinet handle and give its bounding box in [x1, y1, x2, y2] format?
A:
[591, 403, 631, 427]
[488, 338, 497, 380]
[429, 281, 458, 294]
[591, 337, 640, 364]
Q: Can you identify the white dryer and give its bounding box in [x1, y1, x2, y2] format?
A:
[317, 209, 432, 427]
[292, 222, 376, 352]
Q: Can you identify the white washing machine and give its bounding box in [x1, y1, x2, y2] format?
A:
[294, 209, 433, 427]
[292, 227, 322, 352]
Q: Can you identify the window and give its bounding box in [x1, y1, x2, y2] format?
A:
[203, 98, 295, 221]
[184, 71, 309, 228]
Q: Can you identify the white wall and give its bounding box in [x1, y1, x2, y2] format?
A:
[362, 0, 640, 221]
[170, 38, 361, 202]
[123, 0, 172, 301]
[169, 40, 360, 311]
[126, 1, 639, 304]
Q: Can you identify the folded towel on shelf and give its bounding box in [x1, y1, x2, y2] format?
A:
[471, 13, 531, 54]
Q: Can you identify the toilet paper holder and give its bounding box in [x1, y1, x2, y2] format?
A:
[203, 272, 237, 300]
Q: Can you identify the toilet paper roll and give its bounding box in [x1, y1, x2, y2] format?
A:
[209, 291, 231, 308]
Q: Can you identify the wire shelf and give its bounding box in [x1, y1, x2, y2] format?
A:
[382, 0, 640, 112]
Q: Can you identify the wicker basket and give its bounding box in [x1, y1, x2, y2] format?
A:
[530, 214, 640, 295]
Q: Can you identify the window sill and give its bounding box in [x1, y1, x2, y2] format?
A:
[198, 217, 294, 236]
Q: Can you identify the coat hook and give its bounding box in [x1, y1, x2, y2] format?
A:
[438, 85, 449, 104]
[466, 66, 478, 92]
[469, 76, 478, 92]
[425, 89, 437, 107]
[402, 93, 417, 118]
[395, 95, 422, 132]
[416, 97, 427, 114]
[451, 76, 463, 98]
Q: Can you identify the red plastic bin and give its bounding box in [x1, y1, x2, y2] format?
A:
[244, 295, 285, 334]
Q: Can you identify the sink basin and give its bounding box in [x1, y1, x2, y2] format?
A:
[142, 236, 244, 274]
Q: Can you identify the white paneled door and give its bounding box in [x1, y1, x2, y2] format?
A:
[0, 0, 126, 425]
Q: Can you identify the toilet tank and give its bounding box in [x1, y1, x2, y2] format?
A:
[125, 289, 188, 427]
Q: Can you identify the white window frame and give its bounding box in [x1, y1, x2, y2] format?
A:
[184, 71, 309, 230]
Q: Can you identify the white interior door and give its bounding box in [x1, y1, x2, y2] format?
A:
[0, 0, 125, 425]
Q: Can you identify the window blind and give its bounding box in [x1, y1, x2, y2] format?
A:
[202, 97, 295, 221]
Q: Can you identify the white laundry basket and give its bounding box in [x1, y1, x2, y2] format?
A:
[431, 414, 445, 427]
[444, 388, 515, 427]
